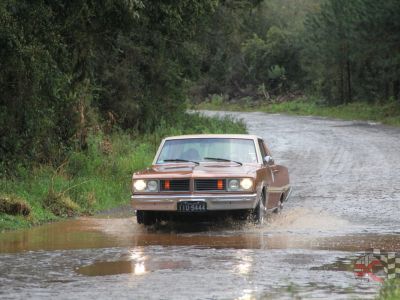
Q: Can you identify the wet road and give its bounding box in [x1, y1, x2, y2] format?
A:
[1, 111, 400, 299]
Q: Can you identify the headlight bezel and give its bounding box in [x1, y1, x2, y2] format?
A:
[227, 178, 254, 192]
[133, 179, 159, 193]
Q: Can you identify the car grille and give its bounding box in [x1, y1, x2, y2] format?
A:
[194, 179, 226, 191]
[160, 179, 190, 191]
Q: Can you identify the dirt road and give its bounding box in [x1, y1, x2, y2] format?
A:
[1, 111, 399, 299]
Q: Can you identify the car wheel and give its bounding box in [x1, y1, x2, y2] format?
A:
[252, 191, 267, 224]
[136, 210, 157, 226]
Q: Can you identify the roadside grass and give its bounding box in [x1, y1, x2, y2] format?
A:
[0, 113, 246, 231]
[194, 97, 400, 126]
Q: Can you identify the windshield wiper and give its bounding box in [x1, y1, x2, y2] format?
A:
[203, 157, 242, 166]
[163, 159, 199, 165]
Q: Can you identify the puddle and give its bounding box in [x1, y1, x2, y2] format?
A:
[1, 216, 400, 253]
[76, 259, 191, 276]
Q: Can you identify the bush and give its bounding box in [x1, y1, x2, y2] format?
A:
[0, 194, 31, 216]
[43, 190, 80, 217]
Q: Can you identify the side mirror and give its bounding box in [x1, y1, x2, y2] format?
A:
[264, 155, 274, 165]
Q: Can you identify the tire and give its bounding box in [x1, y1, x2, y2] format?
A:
[252, 190, 267, 224]
[136, 210, 157, 226]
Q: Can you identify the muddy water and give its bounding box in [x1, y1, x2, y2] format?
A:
[1, 112, 399, 299]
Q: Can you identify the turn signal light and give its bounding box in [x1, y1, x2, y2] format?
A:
[217, 179, 224, 190]
[164, 180, 170, 190]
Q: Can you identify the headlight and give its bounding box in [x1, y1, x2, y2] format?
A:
[133, 180, 147, 192]
[147, 180, 158, 192]
[133, 179, 159, 192]
[133, 179, 158, 193]
[227, 179, 240, 191]
[227, 178, 253, 191]
[240, 178, 253, 190]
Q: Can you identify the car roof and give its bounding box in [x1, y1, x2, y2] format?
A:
[163, 134, 262, 141]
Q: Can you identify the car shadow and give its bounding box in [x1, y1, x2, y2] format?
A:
[147, 218, 248, 234]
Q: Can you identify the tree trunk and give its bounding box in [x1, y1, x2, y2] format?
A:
[394, 79, 400, 102]
[346, 59, 352, 103]
[339, 62, 345, 105]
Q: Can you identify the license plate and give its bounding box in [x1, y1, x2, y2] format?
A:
[177, 201, 207, 212]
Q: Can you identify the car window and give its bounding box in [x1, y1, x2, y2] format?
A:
[258, 139, 267, 158]
[157, 138, 258, 164]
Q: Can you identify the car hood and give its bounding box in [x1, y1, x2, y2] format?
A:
[133, 163, 259, 179]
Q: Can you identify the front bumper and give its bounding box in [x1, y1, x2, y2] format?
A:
[131, 193, 258, 211]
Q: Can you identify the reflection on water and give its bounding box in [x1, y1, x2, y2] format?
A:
[134, 262, 146, 276]
[131, 248, 146, 275]
[234, 250, 253, 276]
[130, 248, 146, 262]
[236, 289, 256, 300]
[77, 261, 136, 276]
[76, 259, 192, 277]
[76, 251, 191, 277]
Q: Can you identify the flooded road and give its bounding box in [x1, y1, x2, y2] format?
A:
[1, 111, 400, 299]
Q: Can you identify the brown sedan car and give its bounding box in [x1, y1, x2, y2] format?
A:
[131, 134, 291, 225]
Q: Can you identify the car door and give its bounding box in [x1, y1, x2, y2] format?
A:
[256, 139, 275, 209]
[259, 139, 289, 209]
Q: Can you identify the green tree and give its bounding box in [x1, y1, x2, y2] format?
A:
[303, 0, 400, 104]
[0, 0, 217, 169]
[303, 0, 362, 104]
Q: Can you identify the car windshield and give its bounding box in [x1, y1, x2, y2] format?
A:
[156, 138, 258, 164]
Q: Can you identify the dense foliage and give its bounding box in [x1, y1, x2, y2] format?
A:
[0, 0, 217, 168]
[193, 0, 400, 105]
[303, 0, 400, 104]
[1, 0, 399, 169]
